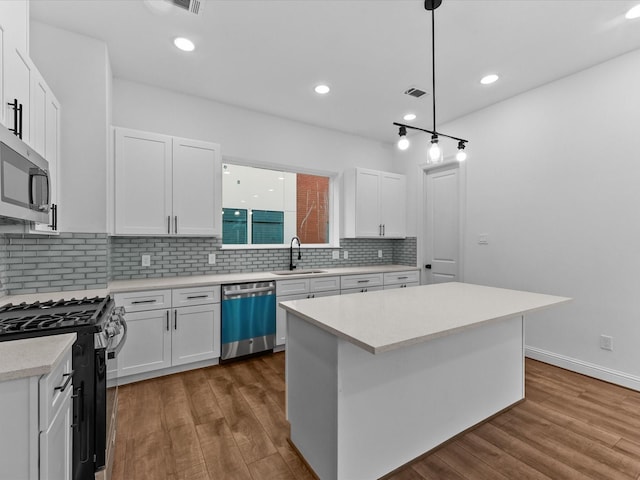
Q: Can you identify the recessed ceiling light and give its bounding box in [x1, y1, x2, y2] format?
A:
[314, 84, 330, 95]
[174, 37, 195, 52]
[403, 113, 417, 121]
[480, 74, 499, 85]
[626, 4, 640, 19]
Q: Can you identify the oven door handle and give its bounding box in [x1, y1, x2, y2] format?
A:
[109, 315, 128, 358]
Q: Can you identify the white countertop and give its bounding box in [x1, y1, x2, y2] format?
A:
[0, 333, 76, 381]
[0, 264, 417, 305]
[280, 282, 571, 354]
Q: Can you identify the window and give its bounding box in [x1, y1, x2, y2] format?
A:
[222, 163, 333, 246]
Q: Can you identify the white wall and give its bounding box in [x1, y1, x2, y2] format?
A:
[112, 79, 395, 176]
[30, 21, 111, 233]
[400, 48, 640, 388]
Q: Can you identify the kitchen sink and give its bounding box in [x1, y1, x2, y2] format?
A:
[272, 269, 328, 275]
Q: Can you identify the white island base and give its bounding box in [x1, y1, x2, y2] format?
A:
[283, 283, 570, 480]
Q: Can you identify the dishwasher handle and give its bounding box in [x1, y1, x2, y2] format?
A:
[223, 286, 274, 297]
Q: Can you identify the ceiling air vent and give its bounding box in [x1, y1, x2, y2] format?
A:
[404, 86, 428, 98]
[164, 0, 204, 15]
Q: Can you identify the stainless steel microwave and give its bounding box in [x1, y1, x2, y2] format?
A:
[0, 124, 50, 223]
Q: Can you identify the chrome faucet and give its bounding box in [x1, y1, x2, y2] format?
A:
[289, 236, 301, 270]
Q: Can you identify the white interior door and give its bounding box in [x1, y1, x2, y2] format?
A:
[424, 166, 461, 284]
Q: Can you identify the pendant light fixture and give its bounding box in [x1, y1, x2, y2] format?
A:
[394, 0, 468, 163]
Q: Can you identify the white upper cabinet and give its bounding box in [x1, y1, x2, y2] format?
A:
[113, 127, 221, 236]
[0, 0, 30, 141]
[172, 136, 221, 236]
[114, 128, 172, 235]
[343, 167, 406, 238]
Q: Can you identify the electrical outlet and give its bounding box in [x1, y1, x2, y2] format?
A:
[600, 335, 613, 351]
[343, 250, 349, 260]
[378, 250, 383, 258]
[332, 250, 340, 260]
[141, 255, 151, 267]
[208, 253, 216, 265]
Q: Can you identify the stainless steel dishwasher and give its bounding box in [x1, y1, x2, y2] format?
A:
[221, 281, 276, 360]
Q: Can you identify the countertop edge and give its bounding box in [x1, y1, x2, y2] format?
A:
[0, 333, 77, 382]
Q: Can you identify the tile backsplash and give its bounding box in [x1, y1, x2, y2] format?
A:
[0, 233, 417, 296]
[0, 233, 109, 296]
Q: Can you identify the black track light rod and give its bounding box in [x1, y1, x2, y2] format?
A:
[393, 122, 468, 144]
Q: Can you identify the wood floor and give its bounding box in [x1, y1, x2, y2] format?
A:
[112, 355, 640, 480]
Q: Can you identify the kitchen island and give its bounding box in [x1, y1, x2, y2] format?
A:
[280, 282, 570, 480]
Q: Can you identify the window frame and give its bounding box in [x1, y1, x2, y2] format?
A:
[220, 157, 340, 249]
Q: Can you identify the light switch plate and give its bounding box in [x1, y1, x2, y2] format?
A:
[208, 253, 216, 265]
[478, 234, 489, 245]
[344, 251, 349, 260]
[332, 250, 340, 260]
[141, 255, 151, 267]
[378, 250, 383, 258]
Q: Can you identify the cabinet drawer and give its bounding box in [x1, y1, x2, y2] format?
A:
[172, 286, 220, 307]
[383, 270, 420, 285]
[309, 276, 340, 293]
[276, 278, 310, 296]
[114, 289, 172, 313]
[341, 285, 384, 295]
[340, 273, 383, 290]
[39, 348, 73, 430]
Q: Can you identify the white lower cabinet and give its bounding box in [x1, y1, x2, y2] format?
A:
[118, 308, 172, 377]
[172, 304, 221, 366]
[276, 276, 340, 347]
[39, 387, 72, 480]
[383, 270, 420, 290]
[0, 344, 73, 480]
[115, 287, 221, 381]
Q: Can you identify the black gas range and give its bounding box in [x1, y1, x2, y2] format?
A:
[0, 295, 127, 480]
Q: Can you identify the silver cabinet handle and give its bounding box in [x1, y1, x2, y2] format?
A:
[186, 295, 208, 300]
[131, 299, 156, 305]
[168, 215, 171, 234]
[357, 280, 370, 284]
[175, 216, 178, 234]
[174, 310, 177, 330]
[382, 224, 385, 236]
[166, 311, 169, 331]
[398, 276, 409, 280]
[55, 371, 74, 392]
[379, 224, 382, 236]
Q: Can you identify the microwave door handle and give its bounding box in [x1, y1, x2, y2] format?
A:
[28, 168, 49, 211]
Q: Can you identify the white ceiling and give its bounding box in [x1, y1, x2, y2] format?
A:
[30, 0, 640, 143]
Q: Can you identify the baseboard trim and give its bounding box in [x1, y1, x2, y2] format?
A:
[525, 346, 640, 392]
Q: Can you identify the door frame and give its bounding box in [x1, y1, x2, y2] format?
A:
[417, 158, 467, 285]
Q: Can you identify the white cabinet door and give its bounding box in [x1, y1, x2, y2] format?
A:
[39, 387, 72, 480]
[380, 172, 406, 238]
[114, 128, 172, 235]
[31, 73, 47, 157]
[171, 304, 220, 366]
[172, 137, 221, 236]
[32, 91, 61, 233]
[118, 309, 172, 377]
[276, 293, 308, 346]
[4, 46, 31, 144]
[355, 168, 381, 237]
[0, 0, 28, 130]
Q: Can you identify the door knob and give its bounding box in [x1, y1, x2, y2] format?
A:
[425, 264, 432, 269]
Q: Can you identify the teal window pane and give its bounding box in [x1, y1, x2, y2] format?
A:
[223, 208, 247, 244]
[252, 210, 284, 244]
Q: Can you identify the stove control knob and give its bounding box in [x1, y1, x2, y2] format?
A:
[105, 324, 118, 338]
